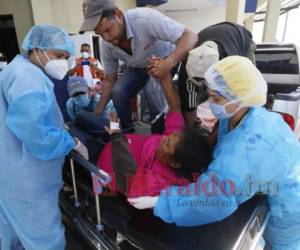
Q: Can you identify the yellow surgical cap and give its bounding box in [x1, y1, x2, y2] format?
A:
[205, 56, 267, 107]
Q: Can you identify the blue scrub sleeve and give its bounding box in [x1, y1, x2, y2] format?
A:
[153, 171, 238, 226]
[6, 91, 75, 161]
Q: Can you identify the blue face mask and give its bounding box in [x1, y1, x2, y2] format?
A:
[73, 94, 90, 107]
[209, 101, 240, 119]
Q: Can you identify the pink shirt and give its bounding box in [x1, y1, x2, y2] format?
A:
[97, 112, 190, 197]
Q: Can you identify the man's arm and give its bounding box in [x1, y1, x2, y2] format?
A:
[139, 8, 197, 79]
[68, 67, 76, 76]
[68, 60, 81, 76]
[94, 73, 118, 114]
[167, 28, 198, 68]
[91, 62, 105, 80]
[148, 28, 197, 80]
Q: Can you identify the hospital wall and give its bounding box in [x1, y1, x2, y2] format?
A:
[0, 0, 225, 53]
[116, 0, 226, 32]
[116, 0, 136, 10]
[30, 0, 83, 34]
[0, 0, 34, 50]
[156, 7, 226, 32]
[30, 0, 136, 34]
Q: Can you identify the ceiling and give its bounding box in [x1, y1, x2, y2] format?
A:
[154, 0, 299, 20]
[255, 0, 300, 22]
[155, 0, 226, 13]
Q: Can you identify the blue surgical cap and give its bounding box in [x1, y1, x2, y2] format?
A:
[22, 24, 74, 55]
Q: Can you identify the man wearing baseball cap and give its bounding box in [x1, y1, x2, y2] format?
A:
[66, 76, 115, 120]
[80, 0, 197, 132]
[176, 22, 255, 127]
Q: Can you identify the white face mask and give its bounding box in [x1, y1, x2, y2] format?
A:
[81, 52, 90, 59]
[44, 59, 69, 80]
[36, 49, 69, 80]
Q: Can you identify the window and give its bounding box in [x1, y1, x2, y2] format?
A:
[255, 50, 299, 74]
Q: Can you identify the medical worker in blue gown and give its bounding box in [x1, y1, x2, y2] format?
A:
[0, 24, 89, 250]
[129, 56, 300, 250]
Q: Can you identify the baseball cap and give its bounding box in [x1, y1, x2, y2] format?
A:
[186, 41, 219, 86]
[80, 0, 116, 32]
[67, 76, 89, 97]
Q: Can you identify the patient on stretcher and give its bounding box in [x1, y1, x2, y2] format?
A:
[97, 74, 211, 198]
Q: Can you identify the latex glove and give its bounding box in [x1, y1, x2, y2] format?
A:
[127, 196, 159, 209]
[74, 138, 89, 160]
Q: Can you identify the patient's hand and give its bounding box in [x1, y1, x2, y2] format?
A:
[148, 55, 172, 81]
[128, 196, 159, 209]
[105, 112, 121, 135]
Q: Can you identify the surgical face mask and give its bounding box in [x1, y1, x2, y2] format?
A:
[0, 61, 7, 71]
[45, 59, 69, 80]
[36, 49, 69, 80]
[81, 52, 90, 59]
[209, 100, 241, 119]
[73, 94, 90, 107]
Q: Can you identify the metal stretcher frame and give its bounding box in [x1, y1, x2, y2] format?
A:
[62, 151, 146, 250]
[68, 150, 111, 232]
[62, 150, 270, 250]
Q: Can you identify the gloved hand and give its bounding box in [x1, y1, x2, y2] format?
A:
[74, 138, 89, 160]
[127, 196, 159, 209]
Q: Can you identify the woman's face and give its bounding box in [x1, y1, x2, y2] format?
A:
[207, 89, 239, 114]
[156, 131, 182, 167]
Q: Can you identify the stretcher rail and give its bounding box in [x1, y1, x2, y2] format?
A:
[68, 150, 112, 232]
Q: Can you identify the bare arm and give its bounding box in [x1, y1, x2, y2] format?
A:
[148, 28, 197, 79]
[160, 74, 181, 113]
[94, 73, 118, 114]
[166, 27, 198, 68]
[68, 60, 81, 76]
[68, 67, 76, 76]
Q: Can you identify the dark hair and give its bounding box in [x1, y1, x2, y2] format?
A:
[81, 43, 91, 49]
[264, 94, 275, 111]
[173, 127, 211, 181]
[0, 51, 7, 61]
[102, 9, 117, 20]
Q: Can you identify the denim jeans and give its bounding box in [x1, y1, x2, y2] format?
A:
[112, 67, 167, 132]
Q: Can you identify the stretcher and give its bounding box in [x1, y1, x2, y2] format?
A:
[61, 124, 270, 250]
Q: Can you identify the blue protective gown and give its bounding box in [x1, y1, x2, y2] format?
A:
[154, 107, 300, 250]
[0, 55, 75, 250]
